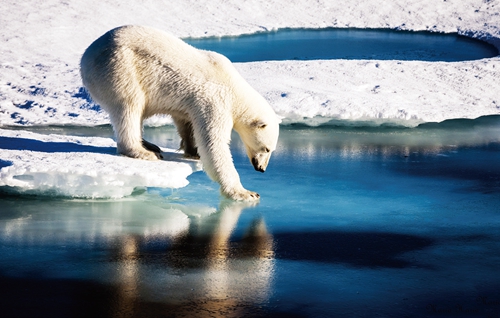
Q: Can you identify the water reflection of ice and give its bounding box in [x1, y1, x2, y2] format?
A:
[268, 116, 500, 160]
[0, 199, 189, 244]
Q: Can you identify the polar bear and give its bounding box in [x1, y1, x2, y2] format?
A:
[80, 25, 280, 201]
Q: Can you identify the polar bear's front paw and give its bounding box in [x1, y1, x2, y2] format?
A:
[224, 188, 260, 201]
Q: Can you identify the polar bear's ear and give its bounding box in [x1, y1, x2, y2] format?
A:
[251, 120, 267, 129]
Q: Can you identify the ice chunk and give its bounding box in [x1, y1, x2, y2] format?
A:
[0, 129, 200, 198]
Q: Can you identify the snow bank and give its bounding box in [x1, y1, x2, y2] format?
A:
[0, 129, 200, 198]
[239, 58, 500, 125]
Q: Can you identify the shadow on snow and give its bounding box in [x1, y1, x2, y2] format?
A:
[0, 136, 116, 154]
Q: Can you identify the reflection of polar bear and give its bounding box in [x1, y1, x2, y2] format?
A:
[80, 25, 280, 201]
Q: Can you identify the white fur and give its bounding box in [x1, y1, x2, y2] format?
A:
[80, 25, 280, 201]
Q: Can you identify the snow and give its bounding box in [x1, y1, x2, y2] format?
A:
[244, 58, 500, 126]
[1, 0, 499, 197]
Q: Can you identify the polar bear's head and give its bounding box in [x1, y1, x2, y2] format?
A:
[238, 116, 280, 173]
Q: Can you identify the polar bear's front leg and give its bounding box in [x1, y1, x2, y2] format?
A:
[193, 118, 259, 201]
[204, 145, 260, 201]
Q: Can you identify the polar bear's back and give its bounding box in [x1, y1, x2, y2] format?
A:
[81, 25, 199, 72]
[80, 25, 236, 116]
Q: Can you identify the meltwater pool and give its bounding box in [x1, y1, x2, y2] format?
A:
[185, 28, 499, 62]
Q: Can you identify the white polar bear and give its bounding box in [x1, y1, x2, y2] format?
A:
[80, 25, 280, 201]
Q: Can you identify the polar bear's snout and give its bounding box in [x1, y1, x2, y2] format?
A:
[252, 158, 265, 172]
[251, 153, 271, 173]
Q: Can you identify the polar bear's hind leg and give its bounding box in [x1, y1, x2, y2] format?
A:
[173, 117, 199, 159]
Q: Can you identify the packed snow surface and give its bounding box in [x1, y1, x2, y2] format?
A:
[1, 0, 499, 197]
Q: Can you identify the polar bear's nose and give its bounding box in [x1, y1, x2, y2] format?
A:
[252, 157, 266, 173]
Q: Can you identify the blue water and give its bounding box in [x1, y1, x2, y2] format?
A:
[185, 28, 499, 62]
[1, 118, 500, 317]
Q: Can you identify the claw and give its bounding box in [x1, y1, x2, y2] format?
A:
[142, 139, 163, 159]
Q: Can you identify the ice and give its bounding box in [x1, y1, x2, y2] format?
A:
[1, 0, 500, 197]
[0, 129, 200, 198]
[239, 59, 500, 126]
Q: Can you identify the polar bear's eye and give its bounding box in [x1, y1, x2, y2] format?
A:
[251, 120, 267, 129]
[264, 147, 270, 153]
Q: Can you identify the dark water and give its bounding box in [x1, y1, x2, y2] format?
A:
[185, 28, 499, 62]
[1, 117, 500, 317]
